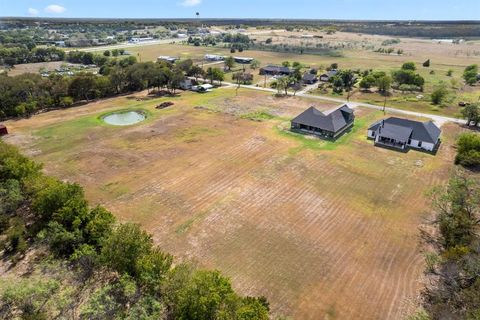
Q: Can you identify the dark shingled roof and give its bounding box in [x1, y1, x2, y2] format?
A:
[292, 105, 354, 132]
[261, 65, 291, 74]
[368, 117, 441, 144]
[302, 73, 317, 81]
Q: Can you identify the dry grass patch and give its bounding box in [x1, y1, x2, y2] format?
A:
[4, 88, 461, 319]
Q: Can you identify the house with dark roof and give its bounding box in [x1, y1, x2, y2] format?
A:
[319, 70, 338, 82]
[291, 105, 355, 139]
[302, 72, 318, 84]
[368, 117, 441, 152]
[259, 65, 292, 76]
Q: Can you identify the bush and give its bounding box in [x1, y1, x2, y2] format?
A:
[402, 62, 416, 71]
[455, 133, 480, 169]
[431, 84, 449, 105]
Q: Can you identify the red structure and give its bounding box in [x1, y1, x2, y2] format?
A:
[0, 124, 8, 136]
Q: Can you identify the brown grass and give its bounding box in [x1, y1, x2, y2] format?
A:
[4, 87, 461, 319]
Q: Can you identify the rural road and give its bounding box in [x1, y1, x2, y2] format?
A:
[66, 38, 179, 53]
[218, 80, 465, 127]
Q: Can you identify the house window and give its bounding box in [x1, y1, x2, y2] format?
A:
[418, 141, 422, 147]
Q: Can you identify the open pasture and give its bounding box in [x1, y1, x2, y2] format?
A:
[4, 87, 461, 319]
[129, 35, 480, 117]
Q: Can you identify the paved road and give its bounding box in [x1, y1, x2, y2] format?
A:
[66, 38, 179, 53]
[202, 78, 465, 127]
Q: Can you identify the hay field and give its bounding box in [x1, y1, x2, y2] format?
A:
[4, 88, 460, 319]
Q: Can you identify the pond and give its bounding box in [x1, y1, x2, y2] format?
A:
[103, 111, 146, 126]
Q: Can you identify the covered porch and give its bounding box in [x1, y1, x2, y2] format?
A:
[374, 124, 412, 150]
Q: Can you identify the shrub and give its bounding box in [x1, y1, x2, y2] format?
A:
[455, 133, 480, 169]
[431, 84, 449, 105]
[402, 62, 416, 71]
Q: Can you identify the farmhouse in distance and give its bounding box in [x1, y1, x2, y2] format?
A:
[291, 104, 355, 139]
[368, 117, 442, 152]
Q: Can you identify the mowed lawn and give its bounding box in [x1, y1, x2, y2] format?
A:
[4, 88, 460, 319]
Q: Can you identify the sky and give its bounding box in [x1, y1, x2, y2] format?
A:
[1, 0, 479, 20]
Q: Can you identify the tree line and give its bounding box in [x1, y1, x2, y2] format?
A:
[0, 55, 222, 120]
[0, 140, 270, 319]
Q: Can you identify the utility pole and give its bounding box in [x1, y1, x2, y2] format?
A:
[383, 93, 387, 114]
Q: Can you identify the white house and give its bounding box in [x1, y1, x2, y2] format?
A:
[192, 84, 213, 93]
[368, 117, 441, 152]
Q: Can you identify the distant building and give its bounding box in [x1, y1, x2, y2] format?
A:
[234, 57, 254, 64]
[368, 117, 441, 152]
[192, 84, 214, 93]
[179, 79, 194, 90]
[319, 70, 338, 82]
[205, 54, 225, 61]
[157, 56, 179, 63]
[291, 105, 355, 139]
[54, 41, 66, 47]
[302, 73, 318, 84]
[129, 37, 154, 43]
[259, 65, 292, 76]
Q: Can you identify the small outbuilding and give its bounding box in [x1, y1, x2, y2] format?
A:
[179, 79, 194, 90]
[0, 124, 8, 136]
[158, 56, 179, 63]
[319, 69, 338, 82]
[192, 84, 214, 93]
[291, 104, 355, 139]
[234, 57, 254, 64]
[368, 117, 441, 152]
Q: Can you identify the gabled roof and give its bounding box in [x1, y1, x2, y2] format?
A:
[261, 65, 292, 73]
[303, 73, 317, 81]
[369, 117, 441, 143]
[292, 105, 354, 132]
[320, 69, 338, 77]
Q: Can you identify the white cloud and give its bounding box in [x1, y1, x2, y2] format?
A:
[28, 8, 39, 16]
[44, 4, 66, 14]
[180, 0, 202, 7]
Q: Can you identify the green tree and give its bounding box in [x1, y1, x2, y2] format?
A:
[224, 56, 235, 71]
[101, 223, 153, 276]
[455, 133, 480, 169]
[402, 62, 416, 71]
[463, 65, 479, 86]
[103, 50, 111, 57]
[359, 75, 376, 90]
[250, 59, 260, 70]
[461, 103, 480, 126]
[430, 174, 480, 248]
[175, 270, 238, 320]
[281, 61, 290, 67]
[376, 75, 392, 94]
[430, 83, 449, 105]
